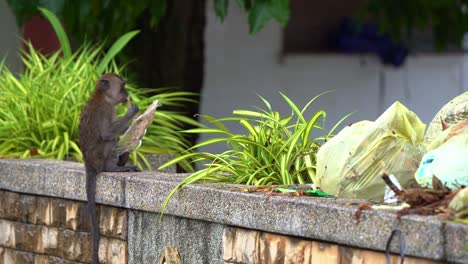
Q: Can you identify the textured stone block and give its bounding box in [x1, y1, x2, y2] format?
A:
[35, 197, 52, 226]
[25, 224, 42, 252]
[59, 229, 77, 260]
[19, 195, 36, 224]
[115, 209, 127, 240]
[13, 222, 41, 252]
[339, 246, 437, 264]
[0, 191, 20, 221]
[76, 232, 92, 263]
[100, 207, 117, 237]
[79, 203, 92, 232]
[40, 226, 59, 255]
[0, 159, 86, 202]
[311, 242, 338, 264]
[99, 206, 127, 240]
[128, 211, 223, 264]
[35, 254, 84, 264]
[12, 223, 26, 251]
[445, 222, 468, 263]
[223, 228, 439, 264]
[47, 256, 83, 264]
[99, 237, 127, 264]
[0, 220, 15, 248]
[65, 202, 80, 231]
[1, 247, 35, 264]
[0, 190, 4, 215]
[57, 228, 96, 262]
[223, 227, 316, 263]
[50, 199, 67, 228]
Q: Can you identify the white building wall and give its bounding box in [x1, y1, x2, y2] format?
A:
[202, 2, 467, 153]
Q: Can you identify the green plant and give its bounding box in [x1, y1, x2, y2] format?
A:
[0, 8, 199, 170]
[7, 0, 290, 42]
[160, 93, 350, 212]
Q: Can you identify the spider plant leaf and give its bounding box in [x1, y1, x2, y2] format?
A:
[280, 92, 305, 123]
[258, 94, 273, 111]
[300, 90, 333, 115]
[183, 128, 231, 135]
[38, 7, 72, 59]
[198, 114, 229, 132]
[233, 110, 267, 118]
[304, 155, 316, 182]
[327, 112, 354, 138]
[158, 152, 201, 170]
[239, 120, 257, 137]
[302, 110, 325, 145]
[190, 138, 228, 150]
[97, 30, 140, 73]
[69, 140, 82, 156]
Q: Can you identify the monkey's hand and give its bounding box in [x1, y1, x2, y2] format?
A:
[127, 104, 140, 117]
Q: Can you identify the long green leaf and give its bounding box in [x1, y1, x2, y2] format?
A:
[97, 30, 140, 73]
[267, 0, 290, 26]
[248, 0, 273, 34]
[280, 92, 304, 123]
[302, 110, 325, 145]
[214, 0, 229, 22]
[38, 7, 72, 59]
[198, 114, 229, 132]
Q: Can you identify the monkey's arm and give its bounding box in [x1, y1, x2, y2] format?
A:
[101, 105, 139, 140]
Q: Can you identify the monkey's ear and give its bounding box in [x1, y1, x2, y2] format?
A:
[100, 79, 110, 90]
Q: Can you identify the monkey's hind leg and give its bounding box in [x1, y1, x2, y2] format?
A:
[104, 150, 140, 172]
[117, 151, 130, 166]
[113, 165, 140, 172]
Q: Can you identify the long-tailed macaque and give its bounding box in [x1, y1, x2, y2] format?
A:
[79, 73, 139, 264]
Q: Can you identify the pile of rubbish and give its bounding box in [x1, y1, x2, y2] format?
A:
[316, 92, 468, 220]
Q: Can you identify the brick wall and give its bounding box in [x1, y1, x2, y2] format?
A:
[0, 190, 127, 264]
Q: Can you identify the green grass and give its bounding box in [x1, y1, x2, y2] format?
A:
[160, 93, 350, 212]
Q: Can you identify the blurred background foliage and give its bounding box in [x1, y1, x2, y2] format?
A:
[6, 0, 292, 153]
[7, 0, 290, 46]
[363, 0, 468, 50]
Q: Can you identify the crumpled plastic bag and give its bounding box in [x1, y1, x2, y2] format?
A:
[424, 92, 468, 144]
[316, 102, 426, 200]
[449, 187, 468, 211]
[415, 120, 468, 189]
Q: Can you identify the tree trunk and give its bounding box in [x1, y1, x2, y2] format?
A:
[131, 0, 206, 147]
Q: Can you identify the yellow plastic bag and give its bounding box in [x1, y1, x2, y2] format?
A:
[316, 102, 426, 200]
[449, 187, 468, 211]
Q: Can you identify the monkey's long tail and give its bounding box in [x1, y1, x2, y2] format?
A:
[86, 169, 99, 264]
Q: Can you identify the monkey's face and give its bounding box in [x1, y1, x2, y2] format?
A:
[98, 74, 129, 105]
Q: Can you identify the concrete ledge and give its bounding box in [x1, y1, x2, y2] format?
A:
[0, 159, 465, 262]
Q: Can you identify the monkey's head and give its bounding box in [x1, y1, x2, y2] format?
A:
[95, 73, 129, 105]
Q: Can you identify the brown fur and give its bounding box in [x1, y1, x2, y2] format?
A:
[79, 73, 139, 264]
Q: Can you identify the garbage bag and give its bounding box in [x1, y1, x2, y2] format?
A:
[415, 120, 468, 189]
[316, 102, 426, 200]
[424, 92, 468, 144]
[449, 187, 468, 211]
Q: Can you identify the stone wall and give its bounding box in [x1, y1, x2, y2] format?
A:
[222, 227, 438, 264]
[0, 159, 466, 264]
[0, 190, 126, 263]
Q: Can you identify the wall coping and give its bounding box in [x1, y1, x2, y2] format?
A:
[0, 159, 466, 262]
